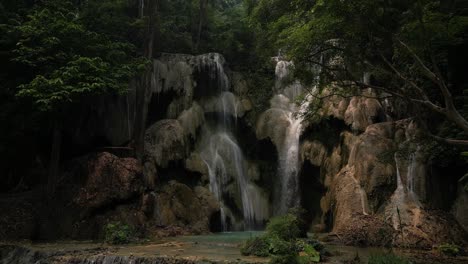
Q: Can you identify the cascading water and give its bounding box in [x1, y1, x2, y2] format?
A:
[150, 53, 267, 230]
[406, 146, 422, 203]
[390, 154, 408, 229]
[388, 148, 423, 229]
[277, 105, 302, 214]
[257, 59, 311, 215]
[201, 130, 266, 230]
[196, 54, 267, 230]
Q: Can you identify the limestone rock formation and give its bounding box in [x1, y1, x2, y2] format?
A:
[144, 120, 187, 168]
[300, 117, 467, 247]
[153, 181, 220, 233]
[74, 152, 144, 210]
[319, 88, 385, 131]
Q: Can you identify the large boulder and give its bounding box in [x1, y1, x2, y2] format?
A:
[74, 152, 144, 211]
[144, 120, 187, 168]
[154, 181, 219, 233]
[319, 87, 385, 131]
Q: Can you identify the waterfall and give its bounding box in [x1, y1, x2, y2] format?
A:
[391, 154, 407, 229]
[277, 109, 302, 214]
[196, 54, 266, 230]
[388, 149, 423, 230]
[258, 60, 311, 215]
[200, 125, 266, 230]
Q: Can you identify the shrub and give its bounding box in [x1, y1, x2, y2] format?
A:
[266, 214, 301, 241]
[368, 253, 411, 264]
[297, 244, 320, 263]
[104, 221, 134, 244]
[241, 236, 270, 257]
[438, 243, 461, 256]
[240, 210, 326, 264]
[268, 235, 295, 255]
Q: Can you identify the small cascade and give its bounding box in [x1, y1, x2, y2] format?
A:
[390, 154, 407, 229]
[388, 148, 423, 230]
[200, 130, 266, 230]
[196, 54, 265, 230]
[406, 146, 422, 205]
[277, 108, 302, 214]
[359, 187, 370, 215]
[349, 171, 370, 215]
[257, 59, 312, 215]
[195, 53, 230, 92]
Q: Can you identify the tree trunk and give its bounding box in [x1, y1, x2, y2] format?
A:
[134, 0, 159, 161]
[47, 121, 62, 195]
[195, 0, 207, 52]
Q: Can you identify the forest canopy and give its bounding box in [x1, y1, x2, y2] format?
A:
[0, 0, 467, 191]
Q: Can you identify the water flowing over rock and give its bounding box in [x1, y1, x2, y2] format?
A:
[300, 117, 467, 247]
[144, 53, 266, 230]
[256, 60, 309, 215]
[199, 130, 269, 230]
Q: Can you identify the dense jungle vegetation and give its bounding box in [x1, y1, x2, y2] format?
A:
[0, 0, 467, 191]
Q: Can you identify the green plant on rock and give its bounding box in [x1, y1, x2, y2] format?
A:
[438, 243, 461, 256]
[268, 235, 295, 255]
[104, 221, 134, 245]
[241, 236, 270, 257]
[240, 210, 323, 263]
[368, 253, 411, 264]
[266, 214, 302, 241]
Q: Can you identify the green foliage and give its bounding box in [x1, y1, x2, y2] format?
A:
[241, 211, 325, 264]
[368, 253, 411, 264]
[158, 0, 256, 68]
[104, 221, 134, 245]
[247, 0, 468, 142]
[297, 244, 320, 263]
[267, 235, 294, 255]
[266, 214, 301, 242]
[13, 0, 146, 112]
[240, 236, 270, 257]
[437, 243, 461, 256]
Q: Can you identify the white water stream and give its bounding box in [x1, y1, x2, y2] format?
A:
[196, 55, 267, 230]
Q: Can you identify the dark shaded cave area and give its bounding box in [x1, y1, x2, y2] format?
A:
[299, 161, 326, 232]
[426, 162, 466, 210]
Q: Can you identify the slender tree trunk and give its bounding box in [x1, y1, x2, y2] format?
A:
[134, 0, 159, 161]
[195, 0, 207, 52]
[47, 121, 62, 195]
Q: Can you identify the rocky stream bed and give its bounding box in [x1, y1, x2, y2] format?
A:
[2, 232, 468, 264]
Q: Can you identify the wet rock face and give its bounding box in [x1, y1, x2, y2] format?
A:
[319, 88, 386, 132]
[144, 120, 187, 169]
[74, 152, 144, 211]
[294, 77, 467, 247]
[154, 181, 220, 233]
